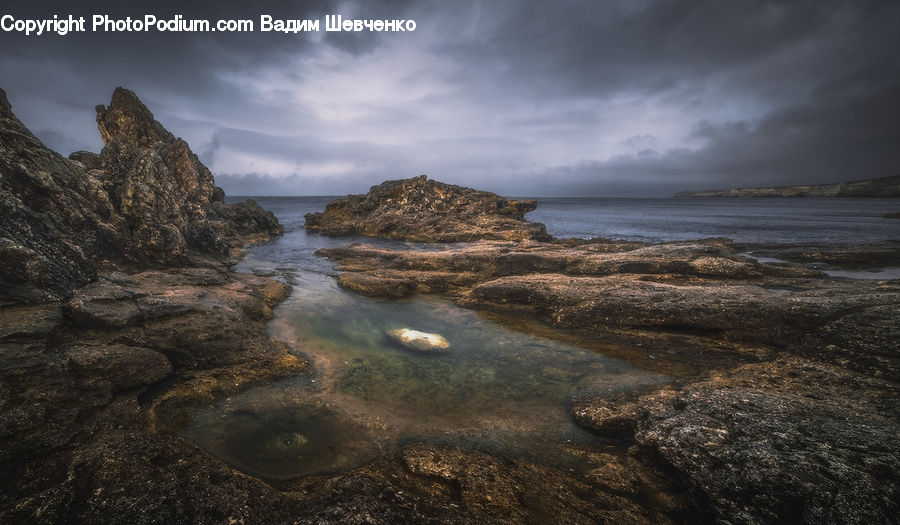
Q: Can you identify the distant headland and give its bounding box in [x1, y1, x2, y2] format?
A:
[674, 174, 900, 198]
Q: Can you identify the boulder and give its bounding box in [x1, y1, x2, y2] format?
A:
[386, 328, 450, 352]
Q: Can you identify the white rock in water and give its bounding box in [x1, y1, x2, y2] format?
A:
[386, 328, 450, 352]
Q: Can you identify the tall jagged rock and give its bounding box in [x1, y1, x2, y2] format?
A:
[97, 123, 214, 259]
[96, 87, 176, 147]
[0, 87, 281, 303]
[93, 87, 281, 261]
[304, 175, 550, 242]
[1, 88, 124, 303]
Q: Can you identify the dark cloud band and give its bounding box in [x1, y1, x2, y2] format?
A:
[2, 0, 897, 196]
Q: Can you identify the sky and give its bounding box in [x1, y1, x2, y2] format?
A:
[1, 0, 899, 197]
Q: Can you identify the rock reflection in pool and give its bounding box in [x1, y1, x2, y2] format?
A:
[183, 269, 668, 479]
[183, 404, 378, 480]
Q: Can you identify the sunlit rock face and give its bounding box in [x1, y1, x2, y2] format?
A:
[0, 86, 281, 303]
[93, 87, 283, 262]
[304, 174, 550, 242]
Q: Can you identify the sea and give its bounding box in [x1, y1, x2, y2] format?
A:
[180, 196, 899, 480]
[526, 197, 900, 244]
[234, 195, 900, 244]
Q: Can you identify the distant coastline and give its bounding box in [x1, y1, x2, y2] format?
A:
[674, 175, 900, 198]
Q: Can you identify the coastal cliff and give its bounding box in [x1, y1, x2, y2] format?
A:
[674, 174, 900, 198]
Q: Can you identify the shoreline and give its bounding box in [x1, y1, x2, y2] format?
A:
[2, 88, 898, 523]
[296, 176, 899, 522]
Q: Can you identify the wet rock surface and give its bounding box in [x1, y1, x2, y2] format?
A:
[274, 442, 703, 524]
[304, 174, 550, 242]
[1, 88, 309, 522]
[386, 328, 451, 352]
[310, 186, 900, 523]
[0, 268, 310, 523]
[737, 241, 900, 269]
[635, 358, 899, 524]
[318, 238, 898, 375]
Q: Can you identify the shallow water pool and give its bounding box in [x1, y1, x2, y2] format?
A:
[183, 268, 667, 479]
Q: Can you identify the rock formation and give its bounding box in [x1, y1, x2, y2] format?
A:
[309, 180, 900, 524]
[318, 239, 899, 376]
[0, 268, 311, 523]
[0, 87, 280, 304]
[0, 88, 306, 523]
[4, 87, 898, 523]
[572, 357, 899, 523]
[304, 174, 550, 242]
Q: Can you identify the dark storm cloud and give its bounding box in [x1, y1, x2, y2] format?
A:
[1, 0, 898, 196]
[530, 70, 900, 197]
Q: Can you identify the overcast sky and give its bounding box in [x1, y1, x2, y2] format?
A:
[2, 0, 898, 196]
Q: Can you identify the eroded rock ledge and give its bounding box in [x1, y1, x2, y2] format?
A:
[309, 179, 900, 523]
[318, 239, 899, 377]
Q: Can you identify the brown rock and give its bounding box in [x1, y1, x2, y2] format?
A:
[400, 444, 672, 523]
[66, 344, 172, 390]
[305, 175, 549, 242]
[96, 87, 176, 146]
[0, 268, 310, 523]
[739, 242, 900, 269]
[319, 238, 897, 375]
[631, 358, 900, 524]
[0, 86, 282, 303]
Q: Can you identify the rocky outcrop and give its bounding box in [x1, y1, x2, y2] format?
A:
[575, 358, 900, 524]
[738, 242, 900, 268]
[304, 175, 550, 242]
[5, 88, 899, 523]
[312, 189, 900, 523]
[1, 89, 121, 303]
[320, 238, 900, 522]
[0, 267, 310, 523]
[2, 255, 707, 523]
[0, 88, 307, 522]
[0, 87, 281, 304]
[674, 174, 900, 198]
[318, 238, 899, 375]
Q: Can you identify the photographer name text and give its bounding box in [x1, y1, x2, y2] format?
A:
[1, 14, 416, 36]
